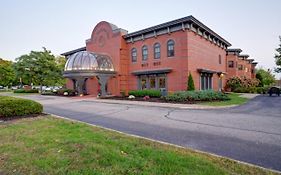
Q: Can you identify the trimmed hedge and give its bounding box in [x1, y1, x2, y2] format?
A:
[233, 86, 269, 94]
[128, 90, 161, 97]
[164, 90, 230, 102]
[41, 91, 56, 96]
[0, 96, 43, 118]
[14, 89, 39, 93]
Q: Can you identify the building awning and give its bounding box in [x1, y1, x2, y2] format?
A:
[132, 68, 172, 76]
[197, 68, 226, 74]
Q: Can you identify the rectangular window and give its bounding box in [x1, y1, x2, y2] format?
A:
[139, 75, 166, 90]
[150, 77, 156, 89]
[141, 77, 147, 90]
[132, 52, 137, 62]
[167, 45, 174, 57]
[238, 64, 243, 70]
[159, 77, 166, 89]
[228, 61, 234, 68]
[200, 73, 213, 90]
[154, 47, 160, 59]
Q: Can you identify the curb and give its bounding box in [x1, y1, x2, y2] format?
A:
[82, 99, 238, 110]
[46, 112, 281, 174]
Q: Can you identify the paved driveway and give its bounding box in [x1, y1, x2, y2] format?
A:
[9, 94, 281, 171]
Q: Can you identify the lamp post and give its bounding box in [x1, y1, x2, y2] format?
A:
[24, 67, 33, 87]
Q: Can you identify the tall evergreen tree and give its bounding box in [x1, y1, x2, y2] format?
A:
[187, 73, 195, 91]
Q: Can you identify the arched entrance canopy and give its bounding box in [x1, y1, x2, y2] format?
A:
[63, 51, 116, 96]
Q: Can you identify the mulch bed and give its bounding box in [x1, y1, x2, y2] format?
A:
[100, 96, 197, 104]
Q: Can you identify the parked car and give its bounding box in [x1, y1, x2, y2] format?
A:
[268, 86, 280, 96]
[11, 86, 19, 90]
[0, 86, 3, 89]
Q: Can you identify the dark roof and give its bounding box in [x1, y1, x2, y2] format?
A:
[197, 68, 226, 74]
[226, 48, 242, 53]
[132, 68, 172, 75]
[239, 54, 250, 58]
[124, 15, 231, 47]
[61, 47, 86, 57]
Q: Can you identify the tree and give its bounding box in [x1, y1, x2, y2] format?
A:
[275, 36, 281, 73]
[0, 58, 16, 87]
[13, 48, 65, 90]
[187, 73, 195, 91]
[256, 68, 275, 86]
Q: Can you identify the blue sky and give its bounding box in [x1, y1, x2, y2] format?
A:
[0, 0, 280, 77]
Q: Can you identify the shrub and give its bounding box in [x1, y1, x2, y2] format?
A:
[187, 73, 195, 91]
[57, 89, 76, 96]
[0, 96, 43, 118]
[14, 89, 39, 93]
[41, 91, 56, 96]
[164, 90, 230, 102]
[233, 86, 269, 94]
[225, 76, 260, 92]
[128, 90, 161, 97]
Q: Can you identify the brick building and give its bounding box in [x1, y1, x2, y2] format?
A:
[62, 16, 258, 96]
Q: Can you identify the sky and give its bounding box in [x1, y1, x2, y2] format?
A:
[0, 0, 281, 78]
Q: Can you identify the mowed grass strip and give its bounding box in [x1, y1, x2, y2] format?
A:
[0, 116, 277, 175]
[201, 93, 249, 106]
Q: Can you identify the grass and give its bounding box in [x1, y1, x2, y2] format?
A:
[0, 91, 38, 96]
[0, 89, 12, 93]
[0, 116, 277, 175]
[201, 93, 249, 106]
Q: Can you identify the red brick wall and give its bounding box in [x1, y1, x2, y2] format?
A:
[187, 31, 227, 91]
[245, 61, 252, 79]
[66, 79, 73, 89]
[127, 30, 188, 92]
[237, 58, 247, 77]
[86, 77, 99, 96]
[86, 21, 129, 96]
[226, 54, 239, 79]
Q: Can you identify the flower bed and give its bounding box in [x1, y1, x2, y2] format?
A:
[104, 90, 230, 104]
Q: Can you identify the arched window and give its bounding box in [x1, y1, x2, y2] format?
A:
[154, 43, 161, 59]
[167, 40, 175, 57]
[131, 48, 137, 62]
[218, 55, 222, 64]
[142, 45, 148, 61]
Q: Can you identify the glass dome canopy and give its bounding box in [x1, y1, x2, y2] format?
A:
[64, 51, 114, 72]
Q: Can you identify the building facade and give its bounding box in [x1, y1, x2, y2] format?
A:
[62, 16, 258, 96]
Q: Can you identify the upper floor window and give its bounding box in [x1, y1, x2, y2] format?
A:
[142, 45, 148, 61]
[131, 48, 137, 62]
[219, 55, 222, 64]
[167, 40, 175, 57]
[154, 43, 161, 59]
[238, 64, 243, 70]
[228, 61, 234, 68]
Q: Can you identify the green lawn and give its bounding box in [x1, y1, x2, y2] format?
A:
[201, 93, 249, 106]
[0, 116, 277, 175]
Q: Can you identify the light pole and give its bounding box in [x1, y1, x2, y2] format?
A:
[24, 67, 33, 87]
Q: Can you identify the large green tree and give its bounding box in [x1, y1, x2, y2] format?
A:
[13, 48, 65, 89]
[256, 68, 275, 86]
[275, 36, 281, 73]
[0, 58, 16, 87]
